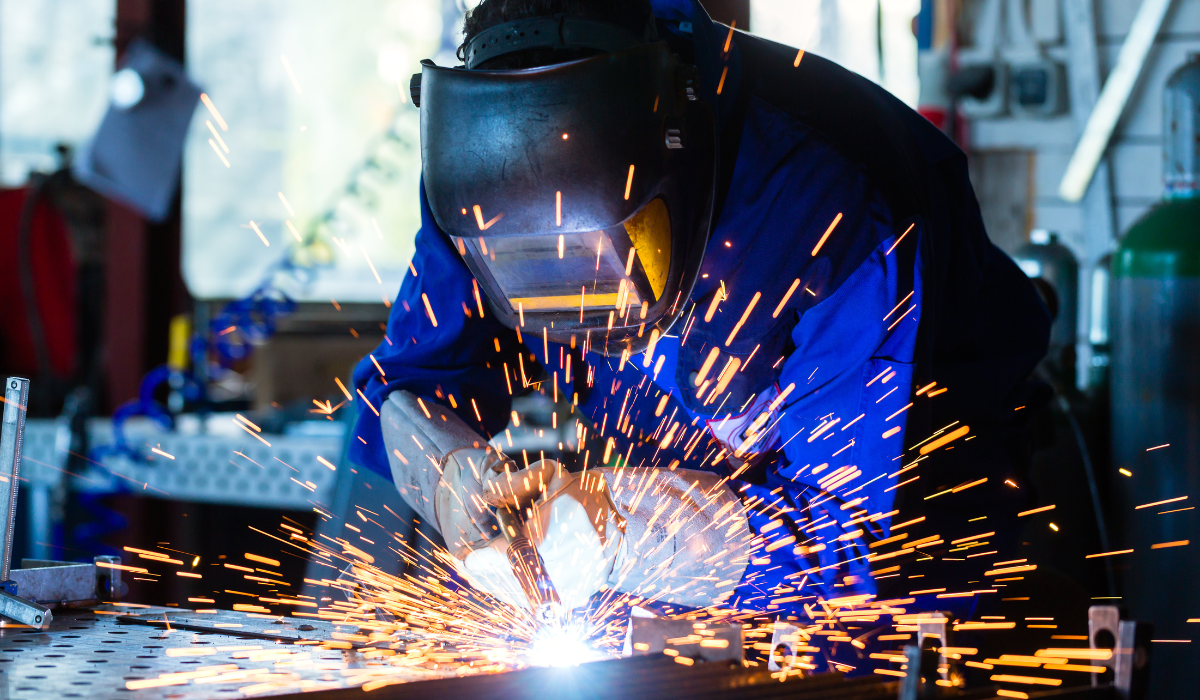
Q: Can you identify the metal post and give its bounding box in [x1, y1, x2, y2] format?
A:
[0, 377, 29, 582]
[0, 378, 51, 629]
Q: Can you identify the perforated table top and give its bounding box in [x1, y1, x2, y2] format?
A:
[0, 606, 450, 700]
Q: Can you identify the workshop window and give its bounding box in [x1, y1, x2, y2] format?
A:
[0, 0, 116, 184]
[750, 0, 920, 107]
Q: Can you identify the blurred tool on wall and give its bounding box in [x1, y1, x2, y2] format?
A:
[74, 39, 200, 223]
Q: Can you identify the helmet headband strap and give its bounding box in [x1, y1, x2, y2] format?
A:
[463, 14, 656, 69]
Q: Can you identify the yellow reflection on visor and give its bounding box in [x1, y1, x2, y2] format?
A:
[624, 198, 671, 301]
[510, 292, 631, 311]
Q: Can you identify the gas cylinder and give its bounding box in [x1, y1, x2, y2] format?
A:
[1013, 229, 1078, 385]
[1110, 54, 1200, 698]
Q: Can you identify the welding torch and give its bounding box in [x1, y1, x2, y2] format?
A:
[481, 455, 563, 624]
[494, 502, 563, 624]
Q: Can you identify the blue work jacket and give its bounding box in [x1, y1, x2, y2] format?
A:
[350, 0, 1050, 616]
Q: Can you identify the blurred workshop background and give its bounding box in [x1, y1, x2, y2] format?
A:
[0, 0, 1196, 682]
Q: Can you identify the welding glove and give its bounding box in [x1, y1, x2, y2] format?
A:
[382, 391, 624, 611]
[600, 467, 752, 609]
[469, 458, 627, 612]
[381, 390, 502, 555]
[468, 462, 754, 611]
[382, 391, 751, 611]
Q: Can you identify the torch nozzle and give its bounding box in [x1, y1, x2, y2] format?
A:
[496, 506, 561, 623]
[506, 533, 562, 618]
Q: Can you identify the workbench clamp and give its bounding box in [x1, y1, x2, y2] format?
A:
[1089, 605, 1151, 699]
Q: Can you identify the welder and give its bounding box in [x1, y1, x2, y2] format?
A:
[352, 0, 1050, 670]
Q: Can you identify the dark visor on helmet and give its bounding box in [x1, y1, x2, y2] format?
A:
[455, 198, 669, 321]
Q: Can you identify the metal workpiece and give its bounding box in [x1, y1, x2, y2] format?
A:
[627, 617, 742, 663]
[0, 591, 50, 629]
[8, 557, 124, 607]
[114, 614, 373, 648]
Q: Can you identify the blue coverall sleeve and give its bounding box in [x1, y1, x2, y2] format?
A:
[348, 185, 527, 479]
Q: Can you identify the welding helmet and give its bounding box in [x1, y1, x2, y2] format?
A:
[412, 15, 717, 356]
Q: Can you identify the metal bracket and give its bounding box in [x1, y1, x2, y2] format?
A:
[1089, 605, 1152, 699]
[766, 622, 816, 674]
[915, 612, 960, 687]
[898, 642, 941, 700]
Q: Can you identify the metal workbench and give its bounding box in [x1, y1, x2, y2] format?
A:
[0, 606, 446, 700]
[0, 604, 1139, 700]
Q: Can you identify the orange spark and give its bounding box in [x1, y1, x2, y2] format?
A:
[811, 213, 843, 256]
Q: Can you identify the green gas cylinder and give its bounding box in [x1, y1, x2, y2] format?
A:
[1110, 54, 1200, 697]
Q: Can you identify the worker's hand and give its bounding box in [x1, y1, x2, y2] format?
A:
[382, 391, 503, 557]
[461, 460, 626, 612]
[382, 392, 625, 612]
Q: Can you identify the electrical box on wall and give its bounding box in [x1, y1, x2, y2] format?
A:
[1009, 58, 1067, 117]
[952, 56, 1009, 118]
